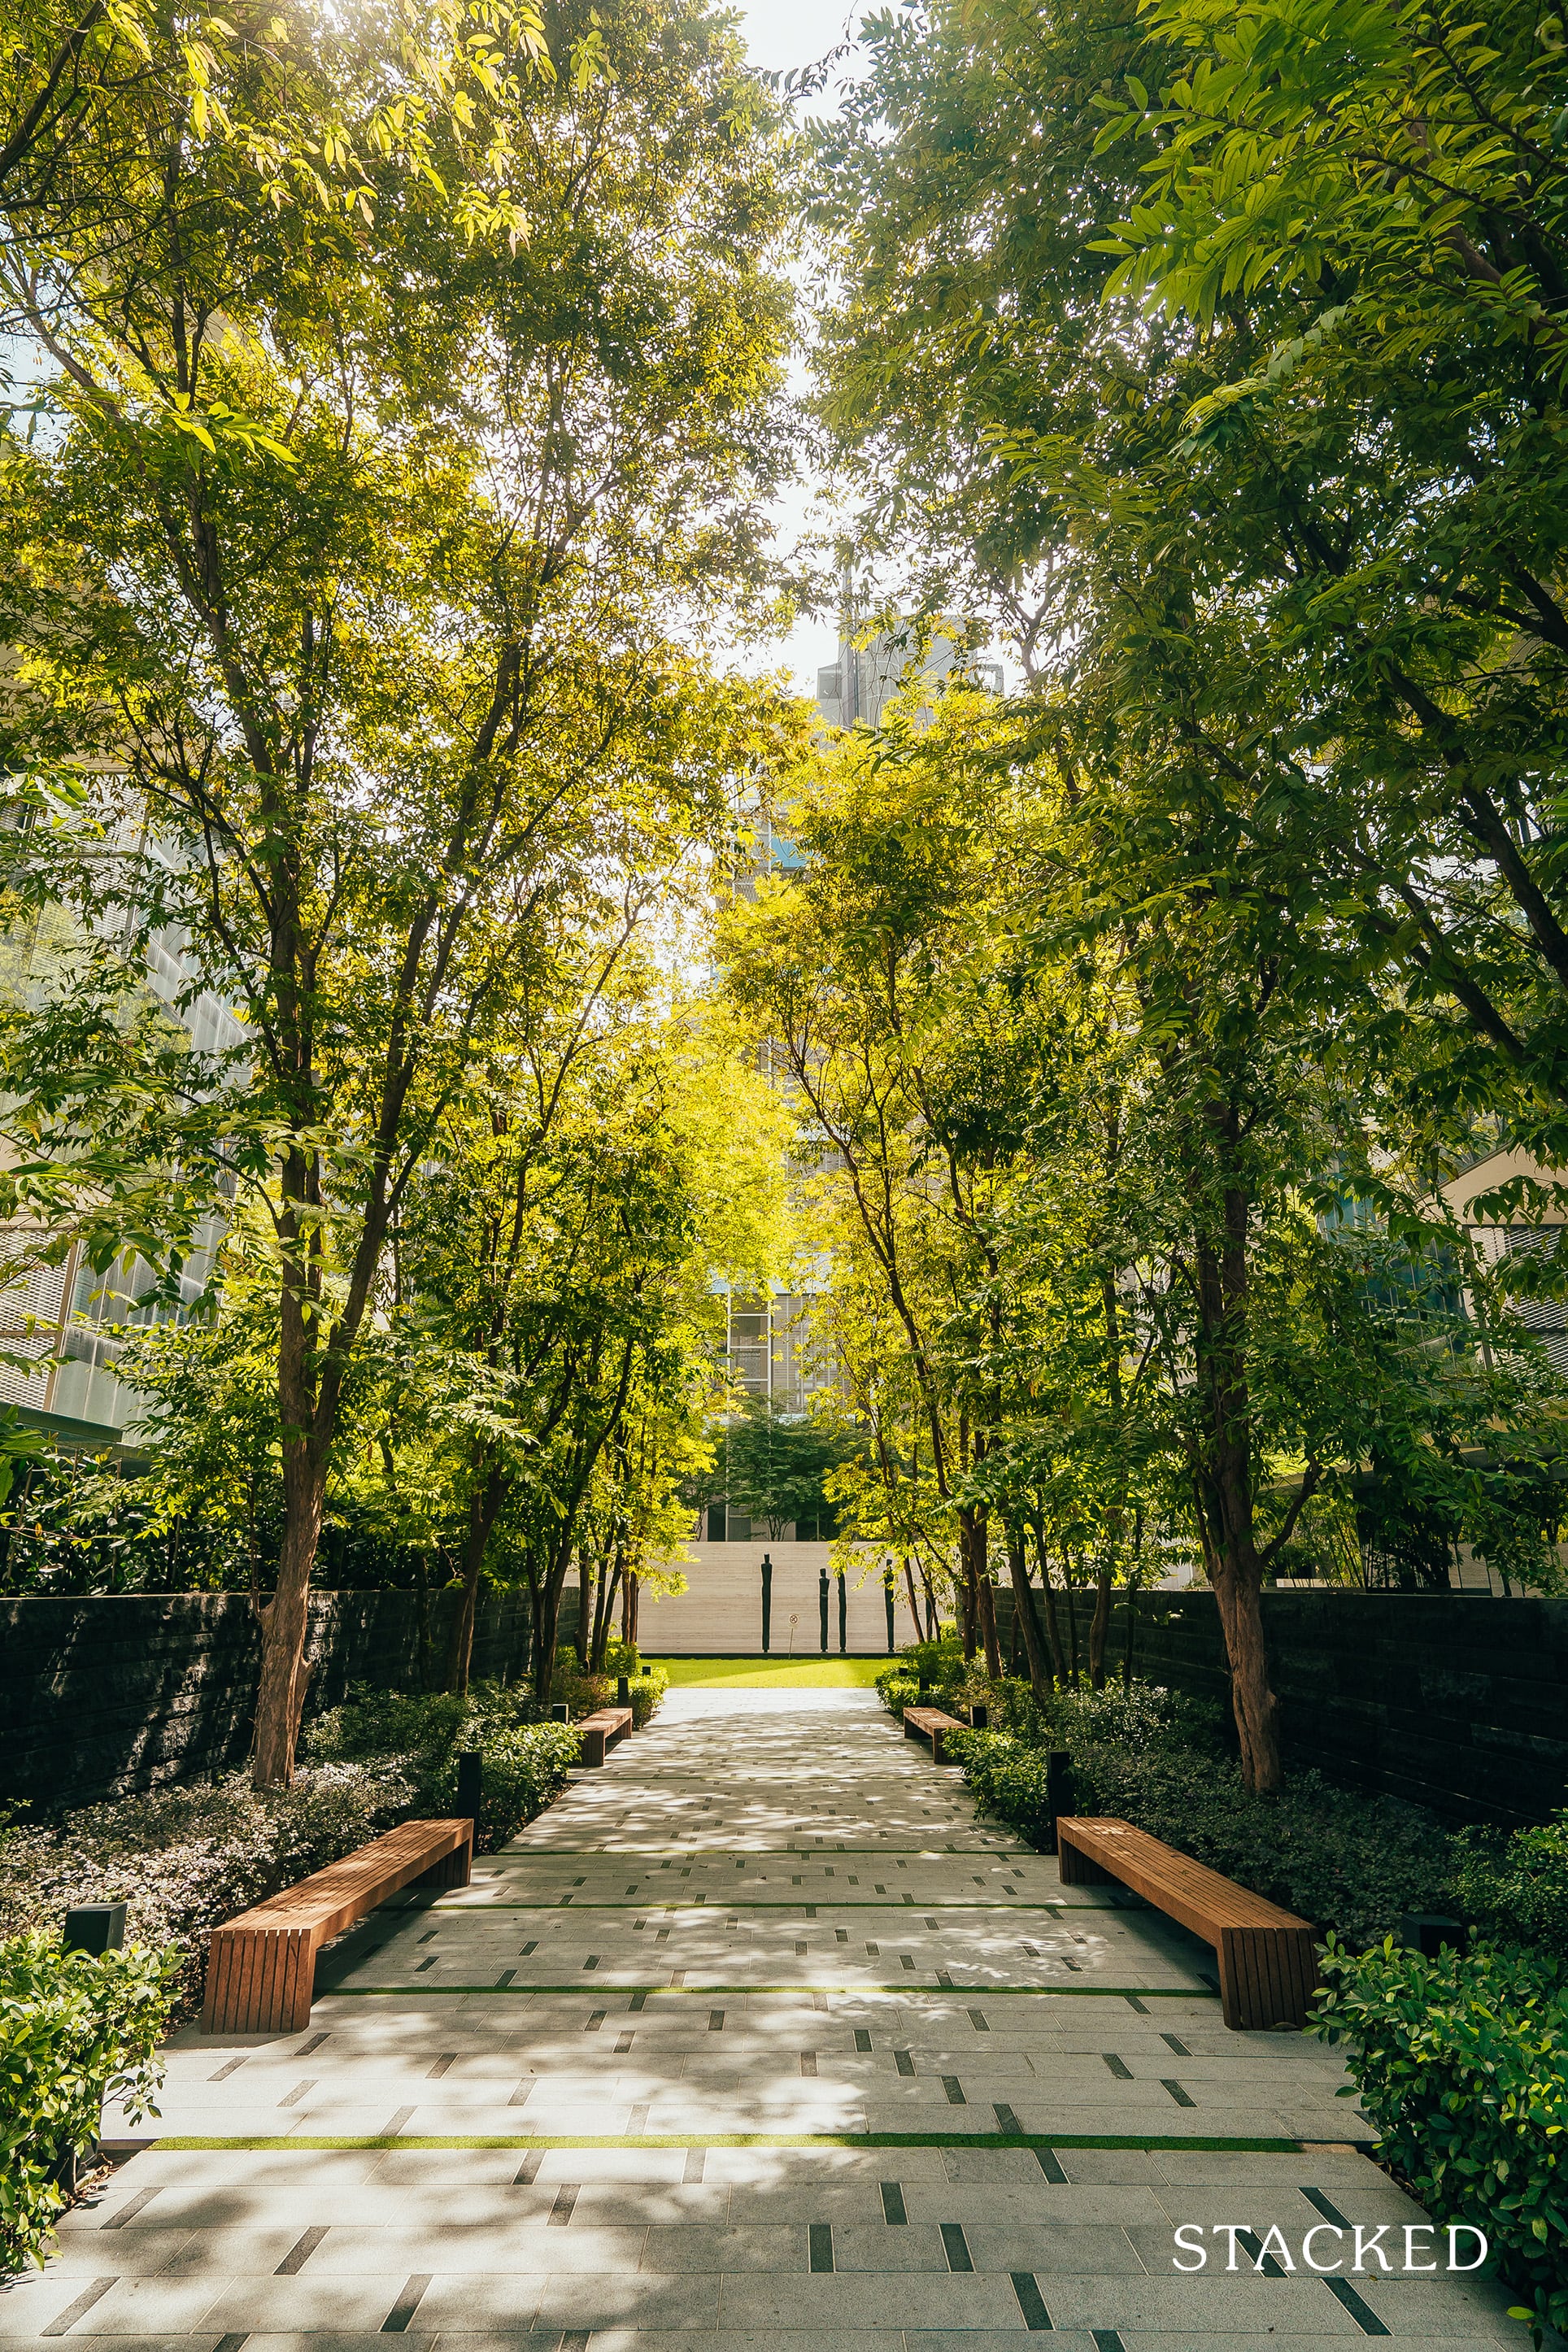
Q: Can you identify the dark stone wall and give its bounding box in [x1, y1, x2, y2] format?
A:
[0, 1584, 562, 1814]
[995, 1587, 1568, 1827]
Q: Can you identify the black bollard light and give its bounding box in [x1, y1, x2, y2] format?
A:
[969, 1704, 989, 1731]
[1044, 1749, 1074, 1853]
[550, 1702, 570, 1723]
[616, 1675, 631, 1707]
[455, 1749, 482, 1824]
[63, 1903, 126, 1956]
[1398, 1913, 1466, 1958]
[59, 1904, 127, 2191]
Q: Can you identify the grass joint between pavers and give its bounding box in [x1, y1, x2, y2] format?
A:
[152, 2128, 1308, 2154]
[322, 1980, 1222, 1999]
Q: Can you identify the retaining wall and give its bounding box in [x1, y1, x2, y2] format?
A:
[0, 1584, 556, 1813]
[996, 1586, 1568, 1826]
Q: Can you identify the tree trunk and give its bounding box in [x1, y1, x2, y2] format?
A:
[1122, 1511, 1144, 1692]
[252, 1441, 328, 1788]
[1004, 1523, 1050, 1701]
[414, 1550, 431, 1692]
[532, 1540, 575, 1703]
[591, 1554, 621, 1670]
[956, 1522, 976, 1659]
[446, 1461, 507, 1696]
[920, 1566, 939, 1640]
[1190, 1179, 1284, 1789]
[1210, 1551, 1281, 1791]
[533, 1581, 564, 1702]
[1087, 1564, 1113, 1690]
[1065, 1564, 1080, 1683]
[1028, 1522, 1068, 1684]
[973, 1510, 1001, 1678]
[577, 1551, 592, 1664]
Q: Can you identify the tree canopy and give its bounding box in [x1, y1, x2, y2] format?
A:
[2, 0, 1566, 1797]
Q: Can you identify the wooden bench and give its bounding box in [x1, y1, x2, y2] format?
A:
[903, 1704, 966, 1766]
[1057, 1816, 1318, 2031]
[202, 1816, 473, 2034]
[576, 1705, 633, 1766]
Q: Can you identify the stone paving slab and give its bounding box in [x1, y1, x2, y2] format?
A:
[21, 1690, 1524, 2349]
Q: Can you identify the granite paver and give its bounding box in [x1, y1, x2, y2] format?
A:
[10, 1686, 1522, 2349]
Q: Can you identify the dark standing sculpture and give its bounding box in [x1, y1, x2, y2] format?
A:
[818, 1565, 830, 1653]
[883, 1562, 896, 1653]
[837, 1569, 847, 1653]
[760, 1552, 773, 1653]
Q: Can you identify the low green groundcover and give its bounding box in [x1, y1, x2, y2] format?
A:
[0, 1676, 633, 2026]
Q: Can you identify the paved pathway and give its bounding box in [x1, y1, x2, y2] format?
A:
[13, 1689, 1522, 2349]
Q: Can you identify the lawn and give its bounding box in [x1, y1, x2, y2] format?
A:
[644, 1655, 891, 1688]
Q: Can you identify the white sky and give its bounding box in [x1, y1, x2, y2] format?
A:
[724, 0, 1004, 704]
[729, 0, 871, 698]
[734, 0, 866, 80]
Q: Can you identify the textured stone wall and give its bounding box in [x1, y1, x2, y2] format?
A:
[0, 1584, 560, 1813]
[995, 1586, 1568, 1827]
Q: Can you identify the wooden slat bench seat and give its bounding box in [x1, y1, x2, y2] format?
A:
[202, 1816, 473, 2035]
[576, 1705, 633, 1767]
[903, 1704, 966, 1766]
[1057, 1816, 1318, 2031]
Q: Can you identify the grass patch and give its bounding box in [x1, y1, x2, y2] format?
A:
[644, 1655, 890, 1688]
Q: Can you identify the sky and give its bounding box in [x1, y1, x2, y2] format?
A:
[723, 0, 1005, 704]
[734, 0, 865, 81]
[729, 0, 870, 698]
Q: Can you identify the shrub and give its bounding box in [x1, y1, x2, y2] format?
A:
[875, 1667, 919, 1719]
[898, 1632, 967, 1690]
[1450, 1814, 1568, 1959]
[303, 1681, 581, 1845]
[550, 1649, 612, 1717]
[1311, 1936, 1568, 2345]
[874, 1640, 1034, 1730]
[1034, 1679, 1227, 1758]
[947, 1724, 1451, 1946]
[426, 1721, 579, 1842]
[1, 1932, 181, 2271]
[627, 1667, 668, 1729]
[943, 1730, 1059, 1848]
[0, 1679, 583, 2030]
[305, 1687, 480, 1762]
[0, 1764, 417, 2023]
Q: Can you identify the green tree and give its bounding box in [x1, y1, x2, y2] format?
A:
[716, 1396, 860, 1539]
[393, 978, 786, 1696]
[0, 0, 791, 1782]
